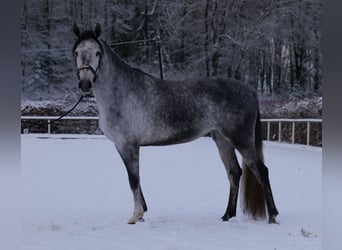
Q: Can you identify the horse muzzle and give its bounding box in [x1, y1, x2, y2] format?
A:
[78, 79, 92, 94]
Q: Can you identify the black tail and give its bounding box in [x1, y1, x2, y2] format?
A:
[241, 109, 266, 219]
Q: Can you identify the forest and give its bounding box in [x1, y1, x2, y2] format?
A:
[21, 0, 322, 101]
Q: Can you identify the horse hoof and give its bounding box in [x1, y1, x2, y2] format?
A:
[268, 215, 279, 224]
[221, 214, 234, 221]
[127, 216, 144, 224]
[127, 219, 136, 224]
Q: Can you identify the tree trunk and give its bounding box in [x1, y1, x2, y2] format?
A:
[272, 38, 282, 95]
[144, 0, 149, 60]
[204, 0, 211, 77]
[313, 47, 321, 92]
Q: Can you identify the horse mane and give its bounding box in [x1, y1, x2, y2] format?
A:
[100, 38, 161, 82]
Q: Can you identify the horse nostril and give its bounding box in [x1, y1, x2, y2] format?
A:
[78, 80, 92, 93]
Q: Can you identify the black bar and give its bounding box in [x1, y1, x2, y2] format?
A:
[110, 38, 157, 47]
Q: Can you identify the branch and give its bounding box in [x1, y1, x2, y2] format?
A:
[218, 34, 244, 47]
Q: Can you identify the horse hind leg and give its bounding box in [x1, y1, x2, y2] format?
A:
[116, 143, 147, 224]
[235, 143, 279, 224]
[211, 131, 242, 221]
[218, 121, 278, 224]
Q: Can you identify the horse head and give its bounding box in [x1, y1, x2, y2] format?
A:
[73, 23, 103, 95]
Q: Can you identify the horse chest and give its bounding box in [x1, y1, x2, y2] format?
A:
[96, 102, 139, 143]
[96, 103, 118, 138]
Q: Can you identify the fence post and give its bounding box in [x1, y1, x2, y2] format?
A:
[278, 122, 281, 142]
[267, 121, 270, 141]
[292, 121, 295, 144]
[307, 122, 310, 145]
[48, 120, 51, 134]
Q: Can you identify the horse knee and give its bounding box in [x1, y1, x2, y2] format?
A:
[228, 168, 242, 185]
[116, 143, 140, 190]
[127, 171, 139, 190]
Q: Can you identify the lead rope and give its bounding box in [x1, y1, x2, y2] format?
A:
[22, 95, 85, 131]
[47, 95, 84, 125]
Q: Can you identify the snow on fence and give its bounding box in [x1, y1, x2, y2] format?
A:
[21, 116, 322, 146]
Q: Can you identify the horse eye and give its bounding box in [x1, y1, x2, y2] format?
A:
[96, 51, 101, 57]
[74, 51, 78, 57]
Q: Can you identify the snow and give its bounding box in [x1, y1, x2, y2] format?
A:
[22, 134, 322, 250]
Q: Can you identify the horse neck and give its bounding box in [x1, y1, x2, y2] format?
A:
[103, 42, 136, 87]
[97, 41, 137, 92]
[92, 41, 139, 111]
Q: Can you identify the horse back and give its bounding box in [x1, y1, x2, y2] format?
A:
[134, 76, 259, 146]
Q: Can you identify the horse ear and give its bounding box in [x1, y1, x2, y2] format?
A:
[94, 23, 102, 38]
[73, 23, 81, 38]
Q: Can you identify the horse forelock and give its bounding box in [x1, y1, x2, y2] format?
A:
[72, 30, 103, 53]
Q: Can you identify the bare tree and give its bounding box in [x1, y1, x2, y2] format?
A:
[21, 0, 321, 101]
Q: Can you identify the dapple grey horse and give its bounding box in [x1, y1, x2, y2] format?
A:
[72, 23, 278, 224]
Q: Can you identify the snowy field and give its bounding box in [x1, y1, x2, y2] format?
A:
[22, 134, 322, 250]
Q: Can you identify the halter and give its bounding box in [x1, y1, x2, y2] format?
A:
[77, 64, 99, 82]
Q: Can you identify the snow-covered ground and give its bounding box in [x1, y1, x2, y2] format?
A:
[22, 134, 322, 250]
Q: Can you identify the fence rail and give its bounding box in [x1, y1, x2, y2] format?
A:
[260, 118, 322, 146]
[21, 116, 99, 134]
[21, 116, 322, 146]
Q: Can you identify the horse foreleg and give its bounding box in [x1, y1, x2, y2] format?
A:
[212, 131, 242, 221]
[116, 143, 147, 224]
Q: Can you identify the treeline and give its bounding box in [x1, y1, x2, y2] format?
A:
[21, 0, 321, 101]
